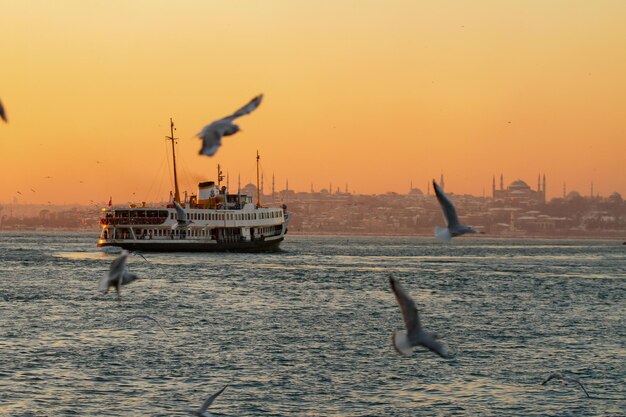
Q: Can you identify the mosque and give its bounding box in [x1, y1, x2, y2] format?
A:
[492, 174, 546, 204]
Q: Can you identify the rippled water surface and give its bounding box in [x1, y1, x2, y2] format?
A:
[1, 232, 625, 416]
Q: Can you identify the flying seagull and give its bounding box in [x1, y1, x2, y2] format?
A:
[541, 373, 590, 398]
[125, 315, 168, 336]
[172, 201, 193, 230]
[197, 94, 263, 157]
[433, 179, 480, 241]
[0, 98, 6, 123]
[98, 250, 139, 298]
[389, 277, 451, 358]
[130, 250, 149, 263]
[186, 385, 228, 417]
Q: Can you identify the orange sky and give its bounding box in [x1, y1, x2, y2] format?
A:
[1, 0, 625, 205]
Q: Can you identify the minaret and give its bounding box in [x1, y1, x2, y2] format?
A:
[345, 183, 348, 194]
[310, 183, 314, 193]
[226, 172, 230, 190]
[492, 175, 496, 198]
[427, 181, 430, 196]
[590, 182, 594, 199]
[329, 182, 332, 195]
[542, 174, 546, 202]
[237, 173, 241, 194]
[500, 173, 504, 191]
[537, 174, 541, 192]
[410, 180, 413, 193]
[563, 182, 566, 198]
[440, 174, 445, 191]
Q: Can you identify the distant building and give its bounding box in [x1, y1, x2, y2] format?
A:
[492, 174, 546, 204]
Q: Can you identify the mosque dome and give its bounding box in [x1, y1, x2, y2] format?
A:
[409, 188, 423, 196]
[566, 191, 582, 201]
[608, 192, 623, 203]
[508, 180, 530, 190]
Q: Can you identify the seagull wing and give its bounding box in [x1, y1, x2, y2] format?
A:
[127, 315, 168, 336]
[174, 201, 187, 223]
[433, 180, 459, 228]
[100, 251, 128, 292]
[541, 373, 561, 385]
[198, 385, 228, 413]
[230, 94, 263, 119]
[109, 251, 129, 276]
[574, 379, 591, 398]
[389, 277, 421, 338]
[421, 338, 451, 359]
[131, 251, 149, 263]
[0, 99, 6, 123]
[98, 273, 111, 292]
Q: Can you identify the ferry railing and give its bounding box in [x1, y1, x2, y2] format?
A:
[100, 217, 167, 226]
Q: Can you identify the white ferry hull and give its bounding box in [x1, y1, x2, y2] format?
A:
[97, 235, 284, 252]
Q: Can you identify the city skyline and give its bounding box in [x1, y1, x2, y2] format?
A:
[1, 1, 625, 204]
[0, 171, 619, 209]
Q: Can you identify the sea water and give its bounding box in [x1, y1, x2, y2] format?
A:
[0, 232, 624, 416]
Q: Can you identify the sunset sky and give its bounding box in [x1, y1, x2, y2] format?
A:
[1, 0, 625, 205]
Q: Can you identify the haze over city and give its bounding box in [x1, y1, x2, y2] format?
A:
[1, 1, 625, 205]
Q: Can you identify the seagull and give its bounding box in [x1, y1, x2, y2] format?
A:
[433, 179, 480, 241]
[130, 250, 149, 262]
[197, 94, 263, 157]
[389, 277, 451, 358]
[172, 201, 193, 230]
[541, 373, 590, 398]
[186, 385, 228, 417]
[125, 315, 168, 336]
[98, 250, 139, 298]
[0, 98, 6, 123]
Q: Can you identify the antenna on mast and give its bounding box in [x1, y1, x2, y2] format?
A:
[165, 118, 181, 204]
[217, 164, 224, 186]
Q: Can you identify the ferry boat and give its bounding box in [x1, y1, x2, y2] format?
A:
[97, 119, 290, 252]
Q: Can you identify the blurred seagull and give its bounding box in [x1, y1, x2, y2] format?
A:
[197, 94, 263, 157]
[186, 385, 228, 417]
[0, 98, 6, 123]
[433, 179, 480, 241]
[389, 277, 451, 358]
[172, 200, 193, 230]
[98, 250, 139, 298]
[125, 315, 168, 336]
[541, 373, 590, 398]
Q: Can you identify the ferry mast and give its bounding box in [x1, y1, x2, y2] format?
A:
[256, 150, 261, 207]
[165, 118, 181, 204]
